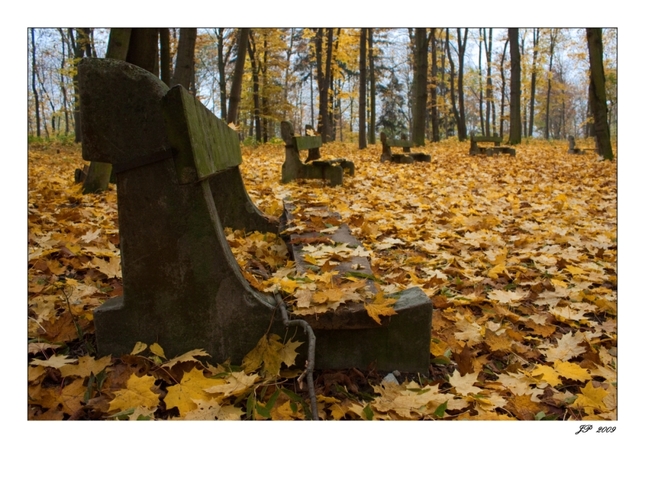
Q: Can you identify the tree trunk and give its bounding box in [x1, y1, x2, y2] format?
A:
[446, 29, 459, 138]
[56, 29, 71, 135]
[314, 28, 334, 142]
[528, 28, 539, 137]
[368, 28, 376, 144]
[247, 31, 262, 142]
[484, 28, 493, 136]
[456, 28, 468, 141]
[478, 30, 484, 135]
[171, 28, 197, 90]
[216, 29, 231, 120]
[586, 28, 614, 160]
[126, 28, 158, 74]
[159, 28, 171, 86]
[499, 38, 508, 138]
[227, 28, 249, 125]
[411, 28, 428, 146]
[358, 28, 367, 149]
[430, 28, 439, 142]
[106, 28, 131, 63]
[508, 28, 521, 145]
[30, 29, 41, 137]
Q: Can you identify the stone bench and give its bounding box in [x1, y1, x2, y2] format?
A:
[469, 134, 516, 156]
[380, 132, 431, 163]
[278, 200, 433, 370]
[568, 135, 599, 155]
[79, 58, 432, 372]
[281, 121, 354, 187]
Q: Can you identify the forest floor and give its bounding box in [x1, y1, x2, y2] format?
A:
[27, 137, 617, 420]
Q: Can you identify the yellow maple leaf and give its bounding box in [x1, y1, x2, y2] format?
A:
[364, 292, 397, 324]
[108, 374, 159, 413]
[184, 399, 243, 420]
[573, 381, 609, 414]
[56, 378, 87, 415]
[487, 262, 507, 279]
[59, 355, 112, 378]
[280, 339, 302, 367]
[164, 368, 223, 417]
[554, 360, 591, 381]
[204, 371, 258, 397]
[449, 370, 481, 396]
[487, 289, 528, 305]
[161, 348, 211, 369]
[30, 354, 77, 369]
[542, 331, 586, 362]
[531, 364, 562, 386]
[242, 334, 301, 376]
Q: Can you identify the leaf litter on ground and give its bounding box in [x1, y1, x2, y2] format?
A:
[27, 137, 616, 420]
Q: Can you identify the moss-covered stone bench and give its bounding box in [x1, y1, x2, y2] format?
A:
[380, 132, 431, 163]
[469, 134, 516, 156]
[79, 58, 432, 372]
[567, 135, 599, 155]
[281, 121, 355, 187]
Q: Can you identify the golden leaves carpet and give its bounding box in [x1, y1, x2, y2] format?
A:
[27, 137, 616, 420]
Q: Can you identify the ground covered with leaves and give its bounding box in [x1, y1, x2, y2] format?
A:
[27, 137, 617, 420]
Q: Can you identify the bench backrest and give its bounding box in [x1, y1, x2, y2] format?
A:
[163, 85, 242, 184]
[381, 132, 413, 148]
[79, 57, 242, 185]
[471, 134, 502, 144]
[293, 135, 323, 152]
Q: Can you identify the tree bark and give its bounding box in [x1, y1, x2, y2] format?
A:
[411, 28, 428, 146]
[368, 28, 376, 144]
[159, 28, 171, 86]
[126, 28, 158, 75]
[528, 28, 539, 137]
[586, 28, 614, 160]
[30, 29, 41, 137]
[509, 28, 522, 145]
[478, 30, 484, 135]
[171, 28, 197, 90]
[456, 28, 468, 141]
[499, 38, 509, 138]
[484, 28, 493, 136]
[446, 29, 459, 138]
[106, 28, 131, 63]
[227, 28, 249, 125]
[314, 28, 334, 142]
[216, 29, 234, 120]
[430, 28, 439, 142]
[358, 28, 367, 149]
[545, 30, 556, 139]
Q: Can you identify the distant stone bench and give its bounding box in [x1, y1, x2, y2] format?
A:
[568, 135, 599, 155]
[281, 122, 354, 187]
[78, 58, 432, 372]
[380, 132, 431, 163]
[469, 134, 516, 156]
